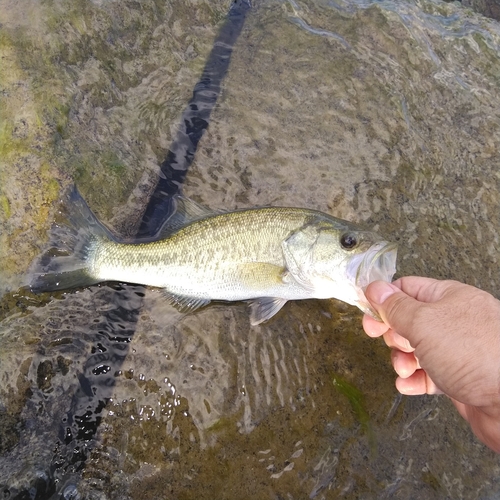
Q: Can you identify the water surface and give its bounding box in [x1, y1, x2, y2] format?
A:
[1, 0, 500, 498]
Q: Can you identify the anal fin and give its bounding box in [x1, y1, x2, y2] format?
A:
[247, 297, 288, 326]
[161, 290, 211, 313]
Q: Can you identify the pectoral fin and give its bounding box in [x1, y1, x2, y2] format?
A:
[281, 225, 319, 292]
[247, 297, 288, 326]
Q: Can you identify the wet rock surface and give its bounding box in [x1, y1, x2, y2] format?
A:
[1, 0, 500, 498]
[462, 0, 500, 21]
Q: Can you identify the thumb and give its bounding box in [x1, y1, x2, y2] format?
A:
[365, 281, 423, 341]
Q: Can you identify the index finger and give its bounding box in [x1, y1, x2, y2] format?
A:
[391, 276, 444, 303]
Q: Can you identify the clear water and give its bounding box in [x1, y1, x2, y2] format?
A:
[1, 0, 500, 498]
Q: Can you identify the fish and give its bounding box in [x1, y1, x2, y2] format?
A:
[30, 188, 397, 325]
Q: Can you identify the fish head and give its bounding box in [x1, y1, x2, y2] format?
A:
[343, 237, 398, 318]
[284, 219, 397, 317]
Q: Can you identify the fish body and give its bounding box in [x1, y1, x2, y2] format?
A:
[31, 190, 397, 325]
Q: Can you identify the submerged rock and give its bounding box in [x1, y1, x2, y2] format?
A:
[1, 0, 500, 498]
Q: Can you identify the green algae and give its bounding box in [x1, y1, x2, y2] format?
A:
[0, 195, 10, 219]
[333, 374, 377, 454]
[0, 33, 65, 282]
[333, 375, 370, 431]
[0, 123, 29, 158]
[0, 0, 229, 281]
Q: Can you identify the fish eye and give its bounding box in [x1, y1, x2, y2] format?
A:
[340, 233, 358, 250]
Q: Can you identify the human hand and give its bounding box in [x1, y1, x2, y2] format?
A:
[362, 277, 500, 452]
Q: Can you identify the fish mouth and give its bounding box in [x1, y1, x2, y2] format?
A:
[348, 241, 398, 318]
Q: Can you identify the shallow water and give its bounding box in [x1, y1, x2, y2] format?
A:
[1, 0, 500, 498]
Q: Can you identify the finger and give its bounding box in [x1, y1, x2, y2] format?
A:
[364, 281, 426, 346]
[415, 355, 421, 370]
[391, 350, 418, 378]
[395, 369, 443, 395]
[362, 314, 389, 337]
[383, 330, 414, 352]
[425, 375, 444, 395]
[391, 276, 443, 303]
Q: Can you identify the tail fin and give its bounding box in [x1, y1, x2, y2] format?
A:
[29, 187, 114, 293]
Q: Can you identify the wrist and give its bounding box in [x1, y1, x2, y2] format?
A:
[464, 404, 500, 453]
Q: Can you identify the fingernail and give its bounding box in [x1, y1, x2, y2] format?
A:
[368, 281, 399, 304]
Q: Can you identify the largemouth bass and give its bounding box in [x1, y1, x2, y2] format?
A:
[30, 189, 397, 325]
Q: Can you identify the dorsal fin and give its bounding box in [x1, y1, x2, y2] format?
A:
[158, 195, 221, 237]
